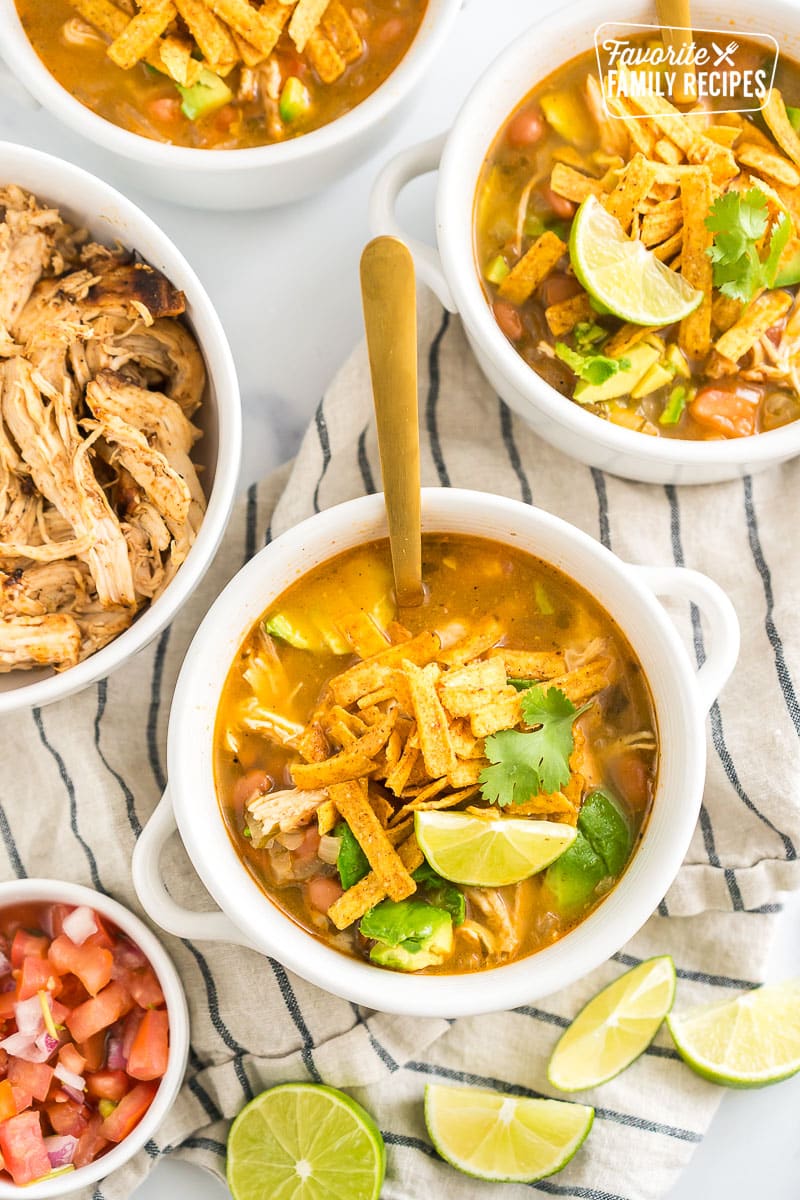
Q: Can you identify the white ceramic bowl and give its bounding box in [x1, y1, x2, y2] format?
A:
[0, 141, 241, 715]
[0, 0, 461, 210]
[370, 0, 800, 484]
[0, 878, 189, 1199]
[132, 488, 740, 1017]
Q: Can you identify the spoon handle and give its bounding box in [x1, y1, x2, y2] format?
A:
[656, 0, 695, 104]
[360, 236, 424, 607]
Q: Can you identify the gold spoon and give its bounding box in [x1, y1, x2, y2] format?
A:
[656, 0, 696, 105]
[360, 236, 424, 608]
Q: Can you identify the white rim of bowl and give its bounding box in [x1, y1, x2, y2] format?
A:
[167, 489, 706, 1017]
[436, 0, 800, 465]
[0, 0, 460, 171]
[0, 141, 242, 714]
[0, 879, 189, 1200]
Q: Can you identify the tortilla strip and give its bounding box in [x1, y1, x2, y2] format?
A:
[330, 631, 439, 706]
[317, 799, 337, 835]
[640, 198, 682, 247]
[321, 0, 362, 62]
[158, 35, 204, 86]
[384, 733, 419, 796]
[762, 89, 800, 169]
[404, 660, 457, 779]
[549, 164, 605, 204]
[448, 720, 484, 759]
[711, 293, 743, 334]
[545, 292, 593, 337]
[327, 834, 423, 929]
[71, 0, 128, 38]
[351, 709, 396, 759]
[487, 648, 565, 679]
[704, 125, 741, 148]
[652, 230, 683, 262]
[338, 610, 389, 659]
[437, 618, 502, 667]
[439, 656, 506, 694]
[440, 683, 508, 720]
[604, 95, 657, 156]
[207, 0, 289, 56]
[174, 0, 239, 67]
[603, 154, 657, 233]
[470, 688, 522, 738]
[497, 231, 566, 305]
[329, 780, 415, 902]
[513, 790, 574, 817]
[449, 758, 489, 786]
[232, 30, 269, 66]
[604, 323, 657, 357]
[290, 747, 374, 789]
[715, 290, 793, 362]
[369, 791, 394, 827]
[288, 0, 329, 50]
[737, 144, 800, 188]
[545, 661, 610, 707]
[654, 137, 683, 165]
[679, 167, 714, 359]
[107, 0, 177, 69]
[306, 28, 346, 83]
[391, 784, 480, 824]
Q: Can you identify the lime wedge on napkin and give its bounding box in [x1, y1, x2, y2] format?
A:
[414, 811, 576, 887]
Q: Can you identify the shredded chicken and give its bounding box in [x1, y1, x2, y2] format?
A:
[247, 788, 329, 846]
[0, 186, 207, 674]
[463, 887, 522, 961]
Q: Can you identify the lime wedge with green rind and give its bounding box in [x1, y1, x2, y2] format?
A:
[414, 811, 576, 887]
[424, 1083, 594, 1183]
[569, 195, 703, 326]
[226, 1083, 386, 1200]
[666, 979, 800, 1088]
[548, 956, 676, 1092]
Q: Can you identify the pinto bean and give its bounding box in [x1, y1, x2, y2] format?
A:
[307, 876, 344, 913]
[294, 825, 321, 863]
[543, 186, 576, 221]
[231, 769, 270, 810]
[506, 107, 544, 148]
[493, 300, 524, 341]
[539, 273, 583, 308]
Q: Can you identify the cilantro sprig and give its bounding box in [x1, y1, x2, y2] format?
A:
[479, 685, 588, 807]
[705, 188, 792, 303]
[555, 343, 630, 387]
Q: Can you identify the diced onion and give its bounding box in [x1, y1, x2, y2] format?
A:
[276, 831, 304, 850]
[15, 994, 45, 1037]
[54, 1062, 85, 1092]
[0, 951, 10, 977]
[62, 906, 98, 946]
[0, 1031, 50, 1063]
[106, 1036, 127, 1070]
[61, 1084, 84, 1105]
[43, 1134, 78, 1169]
[318, 835, 341, 865]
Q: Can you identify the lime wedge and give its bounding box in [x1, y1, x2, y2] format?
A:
[666, 978, 800, 1088]
[424, 1083, 593, 1183]
[226, 1083, 386, 1200]
[414, 811, 576, 887]
[548, 956, 676, 1092]
[569, 195, 702, 326]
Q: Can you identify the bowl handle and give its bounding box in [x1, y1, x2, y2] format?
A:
[369, 133, 456, 312]
[132, 789, 257, 949]
[631, 565, 740, 713]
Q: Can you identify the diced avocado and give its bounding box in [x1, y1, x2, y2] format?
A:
[540, 91, 595, 150]
[665, 343, 690, 379]
[535, 581, 554, 615]
[775, 247, 800, 288]
[485, 254, 510, 285]
[545, 788, 633, 914]
[412, 864, 465, 926]
[659, 385, 689, 426]
[336, 823, 369, 890]
[631, 361, 674, 400]
[279, 76, 311, 123]
[360, 899, 453, 972]
[176, 68, 232, 121]
[264, 613, 313, 650]
[578, 788, 633, 876]
[787, 105, 800, 133]
[573, 342, 660, 404]
[545, 831, 606, 913]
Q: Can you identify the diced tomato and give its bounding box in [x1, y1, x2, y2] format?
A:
[17, 955, 61, 1001]
[48, 905, 74, 940]
[121, 1009, 143, 1060]
[609, 752, 651, 812]
[10, 930, 48, 970]
[58, 1044, 86, 1076]
[44, 1098, 89, 1137]
[127, 1010, 169, 1082]
[122, 965, 164, 1010]
[67, 981, 132, 1044]
[99, 1081, 158, 1143]
[48, 935, 113, 997]
[85, 916, 115, 952]
[0, 1111, 51, 1185]
[73, 1112, 109, 1169]
[86, 1069, 129, 1102]
[0, 994, 15, 1021]
[10, 1085, 32, 1114]
[7, 1061, 53, 1104]
[58, 974, 90, 1009]
[49, 997, 69, 1026]
[0, 1080, 15, 1121]
[147, 96, 182, 124]
[77, 1030, 107, 1072]
[0, 1049, 8, 1080]
[690, 385, 759, 438]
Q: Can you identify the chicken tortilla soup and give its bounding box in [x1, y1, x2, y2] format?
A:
[16, 0, 428, 150]
[476, 35, 800, 440]
[214, 535, 658, 976]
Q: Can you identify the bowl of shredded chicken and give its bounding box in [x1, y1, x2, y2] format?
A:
[0, 145, 241, 709]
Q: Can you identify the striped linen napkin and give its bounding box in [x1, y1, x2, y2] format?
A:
[3, 288, 799, 1200]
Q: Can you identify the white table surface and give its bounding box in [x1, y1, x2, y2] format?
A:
[1, 0, 799, 1196]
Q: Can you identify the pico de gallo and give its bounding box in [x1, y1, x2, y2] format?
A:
[0, 901, 170, 1186]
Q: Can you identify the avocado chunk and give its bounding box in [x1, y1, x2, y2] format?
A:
[775, 247, 800, 288]
[176, 68, 232, 121]
[540, 91, 595, 150]
[546, 831, 607, 913]
[573, 342, 660, 404]
[279, 76, 311, 123]
[545, 788, 634, 915]
[631, 360, 674, 400]
[360, 899, 453, 972]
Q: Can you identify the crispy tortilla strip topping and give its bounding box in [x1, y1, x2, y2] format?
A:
[545, 292, 593, 337]
[294, 720, 329, 763]
[654, 137, 683, 166]
[652, 230, 683, 262]
[737, 143, 800, 188]
[704, 125, 741, 149]
[321, 0, 362, 62]
[70, 0, 128, 38]
[290, 746, 374, 789]
[604, 323, 657, 357]
[316, 798, 337, 835]
[437, 617, 502, 667]
[449, 758, 489, 787]
[107, 0, 177, 70]
[603, 154, 657, 233]
[545, 660, 610, 707]
[306, 28, 345, 83]
[384, 732, 419, 796]
[439, 655, 507, 695]
[338, 609, 390, 659]
[497, 231, 567, 305]
[549, 164, 605, 205]
[289, 0, 330, 51]
[513, 790, 574, 818]
[207, 0, 290, 56]
[174, 0, 239, 67]
[330, 630, 439, 706]
[679, 167, 714, 359]
[158, 35, 204, 86]
[404, 660, 457, 780]
[327, 834, 423, 929]
[232, 29, 269, 66]
[715, 290, 793, 362]
[391, 784, 480, 825]
[711, 293, 743, 335]
[640, 198, 682, 247]
[604, 94, 657, 157]
[488, 648, 566, 679]
[763, 88, 800, 169]
[329, 780, 415, 902]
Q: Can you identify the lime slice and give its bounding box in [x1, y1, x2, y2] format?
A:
[569, 195, 702, 326]
[424, 1083, 593, 1183]
[548, 956, 676, 1092]
[666, 978, 800, 1088]
[414, 811, 576, 887]
[226, 1083, 386, 1200]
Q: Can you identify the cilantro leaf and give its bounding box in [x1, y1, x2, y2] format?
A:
[705, 188, 793, 303]
[554, 342, 630, 386]
[479, 685, 588, 806]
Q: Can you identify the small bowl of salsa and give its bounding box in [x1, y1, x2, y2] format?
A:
[0, 880, 188, 1197]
